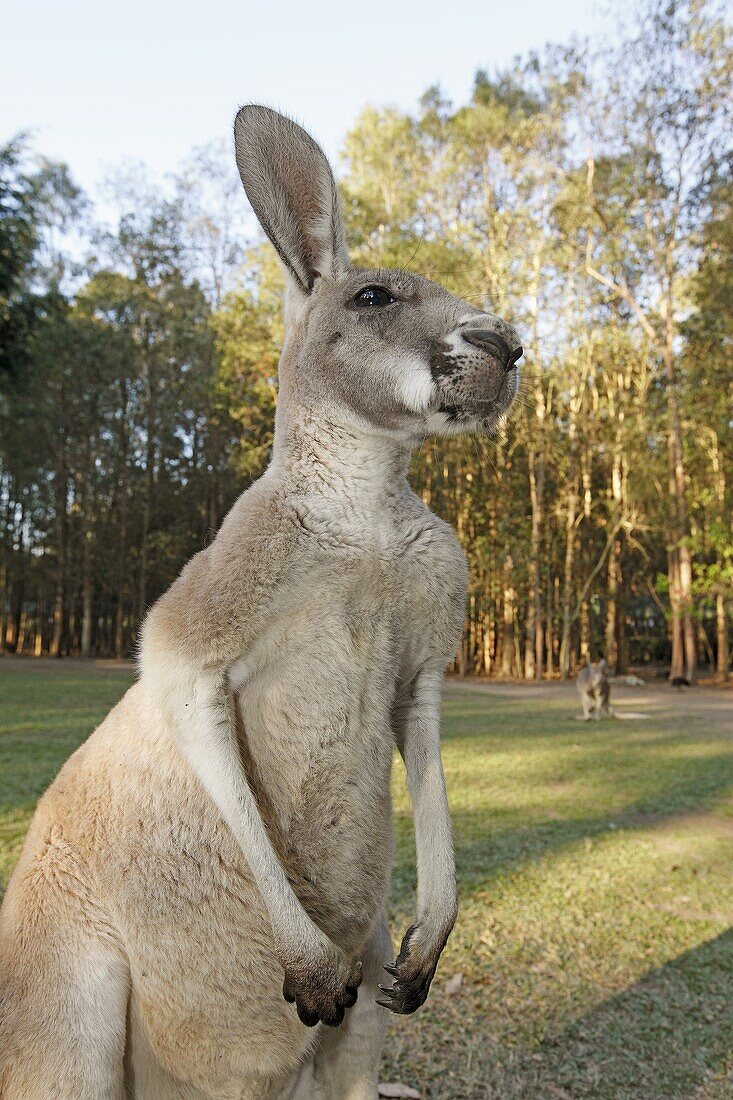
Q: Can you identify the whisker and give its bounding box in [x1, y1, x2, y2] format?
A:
[401, 231, 426, 272]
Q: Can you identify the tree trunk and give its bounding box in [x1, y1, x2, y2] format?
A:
[81, 530, 93, 658]
[80, 431, 95, 659]
[668, 544, 684, 677]
[0, 486, 12, 652]
[114, 374, 130, 658]
[482, 614, 493, 677]
[16, 609, 28, 654]
[49, 470, 67, 658]
[559, 479, 579, 679]
[717, 592, 729, 682]
[545, 566, 554, 679]
[617, 544, 629, 675]
[502, 560, 515, 678]
[138, 341, 156, 627]
[580, 599, 590, 664]
[3, 491, 24, 652]
[605, 535, 620, 673]
[663, 300, 696, 682]
[525, 449, 544, 679]
[114, 481, 129, 657]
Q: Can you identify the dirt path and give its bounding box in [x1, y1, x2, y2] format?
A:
[0, 655, 134, 675]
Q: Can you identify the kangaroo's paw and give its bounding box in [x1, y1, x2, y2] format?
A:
[282, 944, 362, 1028]
[376, 922, 449, 1015]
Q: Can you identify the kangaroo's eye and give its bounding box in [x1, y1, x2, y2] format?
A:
[352, 285, 396, 308]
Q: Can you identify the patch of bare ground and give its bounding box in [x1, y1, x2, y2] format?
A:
[0, 654, 134, 675]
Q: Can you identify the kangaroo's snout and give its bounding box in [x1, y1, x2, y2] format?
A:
[426, 313, 522, 432]
[461, 329, 523, 371]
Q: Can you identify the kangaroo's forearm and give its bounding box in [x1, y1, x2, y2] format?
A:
[139, 643, 364, 1027]
[378, 664, 456, 1015]
[401, 667, 457, 934]
[171, 679, 317, 950]
[408, 750, 457, 934]
[139, 625, 323, 962]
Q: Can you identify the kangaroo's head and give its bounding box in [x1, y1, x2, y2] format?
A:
[586, 658, 608, 688]
[234, 105, 522, 444]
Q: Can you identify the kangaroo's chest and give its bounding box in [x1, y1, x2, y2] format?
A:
[230, 528, 459, 778]
[231, 554, 403, 780]
[228, 554, 400, 933]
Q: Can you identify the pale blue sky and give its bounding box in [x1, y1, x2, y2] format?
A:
[3, 0, 602, 198]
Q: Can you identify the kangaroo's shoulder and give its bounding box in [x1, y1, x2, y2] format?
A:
[140, 474, 306, 670]
[399, 487, 468, 575]
[393, 489, 467, 661]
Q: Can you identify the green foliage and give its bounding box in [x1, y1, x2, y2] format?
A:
[0, 0, 730, 675]
[212, 251, 282, 479]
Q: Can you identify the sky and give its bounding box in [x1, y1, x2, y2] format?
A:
[3, 0, 603, 203]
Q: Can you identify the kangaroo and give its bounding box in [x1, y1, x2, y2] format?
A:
[576, 658, 612, 720]
[0, 106, 522, 1099]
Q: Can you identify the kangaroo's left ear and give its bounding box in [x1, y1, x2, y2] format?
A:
[234, 104, 350, 293]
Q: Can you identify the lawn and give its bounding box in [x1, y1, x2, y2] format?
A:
[1, 660, 731, 1099]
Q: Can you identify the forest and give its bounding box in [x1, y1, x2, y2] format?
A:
[1, 0, 730, 681]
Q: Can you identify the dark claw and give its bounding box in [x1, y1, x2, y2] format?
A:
[375, 960, 432, 1016]
[321, 1004, 346, 1028]
[297, 1003, 320, 1027]
[282, 978, 295, 1004]
[339, 985, 359, 1008]
[383, 964, 399, 977]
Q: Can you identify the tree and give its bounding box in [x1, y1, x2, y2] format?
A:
[583, 0, 732, 681]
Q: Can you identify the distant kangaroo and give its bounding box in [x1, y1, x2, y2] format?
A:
[576, 658, 612, 720]
[0, 106, 522, 1099]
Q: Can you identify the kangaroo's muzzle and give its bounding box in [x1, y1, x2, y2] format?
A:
[429, 317, 522, 426]
[461, 329, 523, 371]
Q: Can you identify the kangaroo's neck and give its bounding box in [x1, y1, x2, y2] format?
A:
[270, 405, 412, 510]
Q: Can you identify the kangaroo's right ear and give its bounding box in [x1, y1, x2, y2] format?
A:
[234, 105, 350, 292]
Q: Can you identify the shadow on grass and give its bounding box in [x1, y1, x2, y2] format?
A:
[392, 741, 733, 900]
[498, 929, 733, 1100]
[407, 689, 733, 888]
[386, 693, 733, 1097]
[384, 930, 733, 1100]
[388, 697, 732, 1096]
[452, 748, 733, 886]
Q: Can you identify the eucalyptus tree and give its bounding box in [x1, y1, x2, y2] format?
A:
[582, 0, 732, 681]
[681, 164, 732, 678]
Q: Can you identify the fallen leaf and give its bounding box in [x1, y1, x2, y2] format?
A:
[444, 972, 464, 995]
[378, 1085, 421, 1099]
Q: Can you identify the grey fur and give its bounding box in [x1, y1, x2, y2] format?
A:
[0, 107, 520, 1098]
[577, 659, 612, 720]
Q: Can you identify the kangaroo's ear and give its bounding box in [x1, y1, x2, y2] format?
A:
[234, 105, 350, 292]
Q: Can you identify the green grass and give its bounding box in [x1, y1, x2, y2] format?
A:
[1, 662, 731, 1098]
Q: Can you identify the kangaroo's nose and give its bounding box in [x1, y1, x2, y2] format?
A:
[462, 330, 523, 370]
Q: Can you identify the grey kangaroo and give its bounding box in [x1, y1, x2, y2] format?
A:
[0, 106, 522, 1099]
[577, 658, 612, 720]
